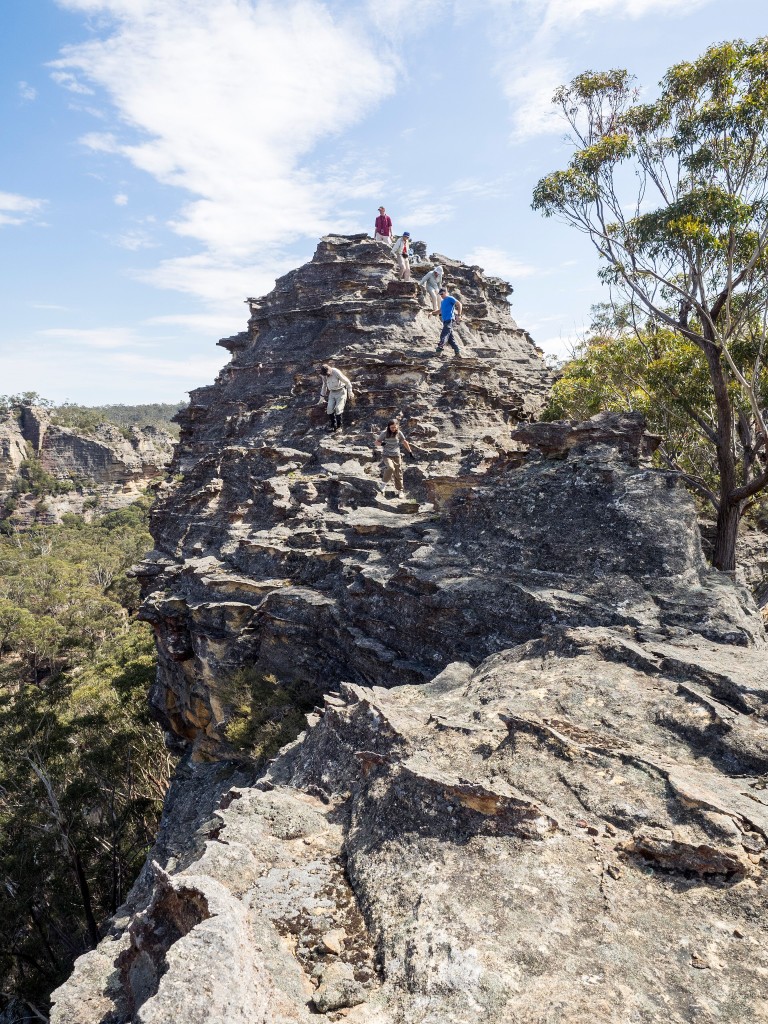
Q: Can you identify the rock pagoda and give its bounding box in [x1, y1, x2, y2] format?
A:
[52, 236, 768, 1024]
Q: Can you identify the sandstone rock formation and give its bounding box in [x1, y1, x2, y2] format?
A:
[51, 236, 768, 1023]
[0, 405, 175, 524]
[37, 420, 173, 486]
[0, 419, 27, 490]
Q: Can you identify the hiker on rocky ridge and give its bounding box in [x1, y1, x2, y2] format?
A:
[419, 265, 444, 313]
[374, 206, 393, 243]
[375, 419, 414, 499]
[436, 286, 462, 357]
[391, 232, 412, 282]
[319, 364, 353, 431]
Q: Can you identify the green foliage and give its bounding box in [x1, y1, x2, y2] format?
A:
[0, 394, 53, 420]
[533, 37, 768, 569]
[532, 37, 768, 323]
[0, 394, 184, 437]
[11, 457, 75, 498]
[220, 668, 310, 762]
[546, 304, 768, 510]
[0, 498, 172, 1016]
[51, 402, 185, 438]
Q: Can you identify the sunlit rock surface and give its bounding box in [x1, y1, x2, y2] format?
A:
[52, 236, 768, 1024]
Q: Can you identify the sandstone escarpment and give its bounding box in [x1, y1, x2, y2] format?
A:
[38, 421, 173, 485]
[52, 236, 768, 1023]
[0, 405, 175, 525]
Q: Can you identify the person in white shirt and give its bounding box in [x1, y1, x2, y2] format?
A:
[418, 265, 444, 313]
[391, 232, 412, 281]
[375, 419, 414, 497]
[319, 364, 353, 431]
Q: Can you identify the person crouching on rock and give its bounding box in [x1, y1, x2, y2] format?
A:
[376, 419, 414, 499]
[419, 264, 443, 314]
[319, 364, 353, 431]
[391, 232, 412, 281]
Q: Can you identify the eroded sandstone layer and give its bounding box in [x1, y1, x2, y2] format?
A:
[52, 236, 768, 1024]
[0, 404, 175, 524]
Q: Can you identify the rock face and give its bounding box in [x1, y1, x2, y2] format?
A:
[0, 419, 27, 489]
[0, 406, 175, 524]
[38, 421, 174, 485]
[51, 236, 768, 1023]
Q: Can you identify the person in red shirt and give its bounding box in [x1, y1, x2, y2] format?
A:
[374, 206, 393, 242]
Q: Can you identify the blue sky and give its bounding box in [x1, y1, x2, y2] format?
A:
[1, 0, 763, 404]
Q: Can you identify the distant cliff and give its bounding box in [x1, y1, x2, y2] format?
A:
[0, 404, 175, 526]
[51, 236, 768, 1024]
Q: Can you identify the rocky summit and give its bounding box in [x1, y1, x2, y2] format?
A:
[52, 236, 768, 1023]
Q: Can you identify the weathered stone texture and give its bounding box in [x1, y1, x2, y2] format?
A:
[38, 422, 173, 485]
[51, 235, 768, 1023]
[0, 418, 27, 489]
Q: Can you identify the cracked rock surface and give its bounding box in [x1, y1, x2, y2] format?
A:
[51, 236, 768, 1022]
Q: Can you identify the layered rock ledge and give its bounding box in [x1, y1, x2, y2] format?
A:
[51, 236, 768, 1023]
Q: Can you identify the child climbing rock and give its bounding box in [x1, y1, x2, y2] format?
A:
[375, 419, 414, 498]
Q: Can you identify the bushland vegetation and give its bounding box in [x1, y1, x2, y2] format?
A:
[0, 498, 172, 1020]
[534, 38, 768, 570]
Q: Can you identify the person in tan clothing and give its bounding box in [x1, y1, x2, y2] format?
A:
[319, 364, 353, 431]
[391, 232, 412, 281]
[375, 419, 414, 497]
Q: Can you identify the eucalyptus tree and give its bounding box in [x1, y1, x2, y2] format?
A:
[533, 38, 768, 571]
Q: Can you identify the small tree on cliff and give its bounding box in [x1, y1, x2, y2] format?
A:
[532, 38, 768, 572]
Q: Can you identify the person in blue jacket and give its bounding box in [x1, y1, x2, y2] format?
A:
[436, 286, 462, 356]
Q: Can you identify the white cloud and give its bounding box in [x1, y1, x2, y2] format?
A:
[0, 191, 47, 227]
[50, 70, 94, 95]
[131, 251, 294, 309]
[535, 0, 710, 26]
[113, 229, 155, 251]
[18, 81, 37, 101]
[463, 247, 539, 282]
[0, 344, 225, 403]
[114, 192, 128, 205]
[503, 58, 568, 141]
[145, 313, 244, 335]
[489, 0, 715, 140]
[536, 331, 584, 360]
[51, 0, 398, 306]
[37, 327, 140, 349]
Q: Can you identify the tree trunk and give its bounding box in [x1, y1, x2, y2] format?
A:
[703, 337, 739, 571]
[712, 498, 740, 572]
[71, 845, 100, 949]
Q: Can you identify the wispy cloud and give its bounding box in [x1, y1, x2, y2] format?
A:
[50, 70, 94, 95]
[0, 345, 226, 403]
[489, 0, 716, 140]
[0, 191, 47, 227]
[145, 313, 243, 335]
[18, 81, 37, 101]
[112, 228, 156, 251]
[534, 0, 711, 27]
[464, 246, 539, 282]
[114, 192, 128, 205]
[37, 327, 140, 349]
[502, 58, 568, 141]
[52, 0, 398, 304]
